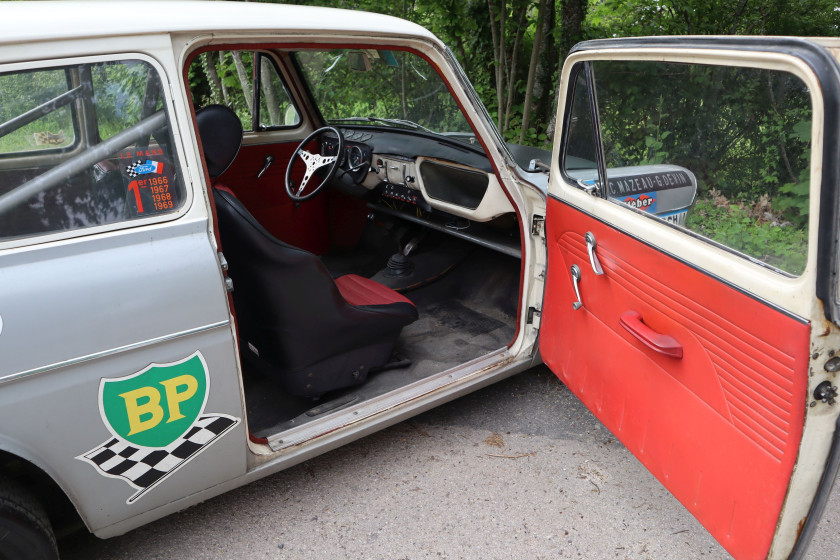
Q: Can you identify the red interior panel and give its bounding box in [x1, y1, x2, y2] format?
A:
[328, 190, 369, 250]
[216, 142, 330, 255]
[541, 197, 809, 560]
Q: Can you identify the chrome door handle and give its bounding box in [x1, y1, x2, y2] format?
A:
[585, 231, 604, 275]
[571, 264, 583, 310]
[257, 154, 275, 178]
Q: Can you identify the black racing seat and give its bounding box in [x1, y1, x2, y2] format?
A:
[196, 105, 418, 398]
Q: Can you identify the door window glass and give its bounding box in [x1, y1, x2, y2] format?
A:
[188, 51, 300, 131]
[0, 59, 186, 241]
[563, 60, 812, 275]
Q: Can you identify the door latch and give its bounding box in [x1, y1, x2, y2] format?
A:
[218, 251, 234, 292]
[570, 264, 583, 310]
[527, 306, 541, 327]
[585, 231, 604, 275]
[531, 215, 545, 237]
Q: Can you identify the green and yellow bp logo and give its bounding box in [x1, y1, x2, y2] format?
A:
[78, 352, 239, 503]
[101, 354, 207, 447]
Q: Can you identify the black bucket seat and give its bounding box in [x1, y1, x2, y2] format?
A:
[196, 105, 418, 398]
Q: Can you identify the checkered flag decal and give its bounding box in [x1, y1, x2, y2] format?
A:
[125, 160, 143, 178]
[78, 414, 239, 503]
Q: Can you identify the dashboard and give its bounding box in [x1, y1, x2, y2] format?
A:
[321, 127, 514, 223]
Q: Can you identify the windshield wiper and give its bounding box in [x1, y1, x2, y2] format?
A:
[329, 116, 435, 134]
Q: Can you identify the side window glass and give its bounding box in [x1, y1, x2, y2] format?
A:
[0, 69, 77, 154]
[0, 59, 186, 242]
[582, 60, 811, 275]
[189, 51, 300, 131]
[92, 62, 162, 140]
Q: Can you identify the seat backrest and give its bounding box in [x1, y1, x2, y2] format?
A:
[196, 105, 243, 178]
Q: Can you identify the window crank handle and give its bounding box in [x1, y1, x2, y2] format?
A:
[571, 264, 583, 310]
[585, 231, 604, 275]
[257, 154, 275, 178]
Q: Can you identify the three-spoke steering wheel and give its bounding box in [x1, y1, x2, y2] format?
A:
[284, 127, 345, 202]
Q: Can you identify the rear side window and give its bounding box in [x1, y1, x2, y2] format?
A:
[0, 69, 76, 153]
[0, 59, 186, 242]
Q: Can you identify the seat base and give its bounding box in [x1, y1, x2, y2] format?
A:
[244, 335, 402, 398]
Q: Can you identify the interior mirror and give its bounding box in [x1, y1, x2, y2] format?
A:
[348, 51, 371, 72]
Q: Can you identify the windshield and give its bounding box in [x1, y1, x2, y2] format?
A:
[294, 49, 473, 138]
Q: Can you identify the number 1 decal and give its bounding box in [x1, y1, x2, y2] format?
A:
[128, 180, 144, 214]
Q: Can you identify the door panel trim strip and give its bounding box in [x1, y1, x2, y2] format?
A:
[0, 320, 231, 386]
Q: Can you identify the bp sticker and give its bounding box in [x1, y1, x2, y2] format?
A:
[77, 352, 239, 504]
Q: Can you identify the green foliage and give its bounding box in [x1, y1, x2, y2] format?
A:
[0, 69, 74, 153]
[587, 0, 840, 37]
[294, 49, 471, 133]
[92, 61, 157, 140]
[0, 60, 158, 154]
[687, 197, 807, 274]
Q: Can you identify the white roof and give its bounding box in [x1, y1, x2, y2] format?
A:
[0, 0, 438, 45]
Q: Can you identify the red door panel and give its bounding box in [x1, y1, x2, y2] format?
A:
[541, 197, 809, 560]
[216, 141, 330, 255]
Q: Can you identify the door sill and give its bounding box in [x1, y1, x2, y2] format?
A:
[264, 347, 512, 452]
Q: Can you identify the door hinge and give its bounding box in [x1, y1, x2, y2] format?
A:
[531, 215, 545, 237]
[527, 306, 541, 327]
[218, 251, 234, 292]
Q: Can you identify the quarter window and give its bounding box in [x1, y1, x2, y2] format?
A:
[563, 60, 812, 275]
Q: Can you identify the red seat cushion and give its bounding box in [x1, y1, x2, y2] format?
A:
[334, 274, 415, 307]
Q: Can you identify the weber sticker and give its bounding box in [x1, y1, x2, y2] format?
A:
[77, 352, 239, 504]
[622, 193, 657, 213]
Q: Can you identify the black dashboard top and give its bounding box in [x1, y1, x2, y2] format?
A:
[337, 126, 492, 173]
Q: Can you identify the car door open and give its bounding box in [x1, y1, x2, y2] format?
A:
[541, 39, 840, 560]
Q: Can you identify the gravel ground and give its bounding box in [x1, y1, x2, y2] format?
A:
[60, 366, 839, 559]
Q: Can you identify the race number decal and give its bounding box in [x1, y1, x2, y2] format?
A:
[77, 352, 239, 504]
[123, 156, 179, 216]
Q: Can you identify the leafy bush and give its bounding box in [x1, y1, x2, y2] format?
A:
[686, 195, 807, 275]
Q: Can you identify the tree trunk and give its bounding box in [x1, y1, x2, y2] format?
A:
[231, 51, 253, 115]
[534, 1, 557, 132]
[559, 0, 586, 64]
[520, 0, 551, 143]
[203, 52, 225, 105]
[487, 0, 507, 130]
[504, 1, 529, 132]
[548, 0, 587, 139]
[259, 56, 281, 126]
